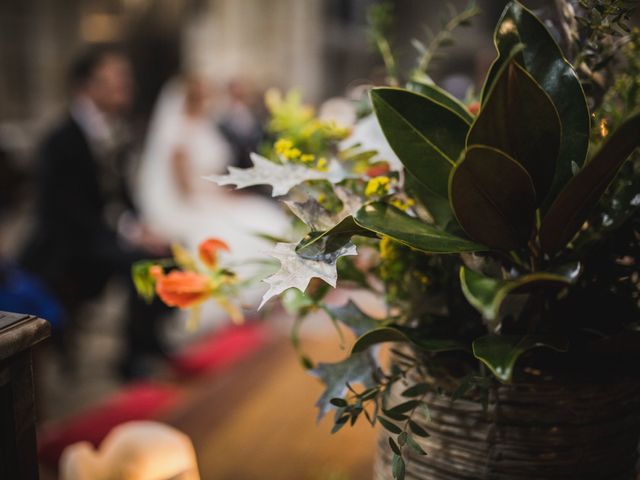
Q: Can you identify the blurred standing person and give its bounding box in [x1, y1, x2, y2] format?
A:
[219, 78, 263, 170]
[21, 45, 169, 379]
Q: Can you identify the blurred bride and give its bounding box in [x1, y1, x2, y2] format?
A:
[137, 75, 288, 318]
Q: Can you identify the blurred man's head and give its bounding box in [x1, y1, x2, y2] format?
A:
[70, 45, 133, 116]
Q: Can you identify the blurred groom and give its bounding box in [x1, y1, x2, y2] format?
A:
[21, 45, 169, 379]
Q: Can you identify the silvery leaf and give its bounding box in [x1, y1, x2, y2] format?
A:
[284, 197, 341, 231]
[325, 300, 381, 337]
[311, 350, 380, 420]
[284, 186, 364, 232]
[208, 152, 350, 197]
[259, 241, 357, 309]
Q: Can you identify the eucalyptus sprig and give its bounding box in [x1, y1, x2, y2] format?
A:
[411, 1, 481, 81]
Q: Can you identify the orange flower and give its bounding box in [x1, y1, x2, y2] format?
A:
[198, 238, 230, 268]
[155, 271, 213, 308]
[468, 101, 481, 116]
[366, 162, 391, 178]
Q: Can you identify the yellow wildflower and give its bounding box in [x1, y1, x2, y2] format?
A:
[285, 147, 302, 160]
[379, 236, 394, 260]
[316, 157, 328, 171]
[390, 197, 416, 212]
[275, 138, 294, 155]
[300, 153, 315, 164]
[365, 176, 391, 197]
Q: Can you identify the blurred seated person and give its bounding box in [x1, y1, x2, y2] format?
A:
[20, 45, 169, 378]
[137, 74, 288, 317]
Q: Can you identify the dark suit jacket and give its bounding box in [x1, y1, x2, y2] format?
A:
[21, 116, 132, 302]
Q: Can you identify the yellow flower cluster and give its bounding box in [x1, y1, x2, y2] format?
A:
[274, 139, 302, 160]
[274, 138, 328, 171]
[390, 197, 416, 212]
[365, 176, 391, 197]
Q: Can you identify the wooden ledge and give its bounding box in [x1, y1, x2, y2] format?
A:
[0, 312, 51, 361]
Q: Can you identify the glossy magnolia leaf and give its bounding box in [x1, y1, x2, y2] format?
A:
[482, 1, 590, 205]
[370, 87, 469, 202]
[407, 81, 473, 123]
[354, 202, 485, 253]
[459, 265, 580, 322]
[209, 153, 348, 197]
[404, 170, 454, 228]
[325, 300, 381, 338]
[352, 326, 466, 354]
[469, 60, 561, 203]
[449, 145, 536, 250]
[259, 241, 357, 309]
[540, 111, 640, 255]
[311, 351, 379, 419]
[472, 334, 568, 382]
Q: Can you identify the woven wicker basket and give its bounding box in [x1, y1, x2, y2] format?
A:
[374, 360, 640, 480]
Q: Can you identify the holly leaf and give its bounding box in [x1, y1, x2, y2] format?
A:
[259, 241, 357, 309]
[209, 152, 349, 197]
[472, 334, 568, 382]
[352, 325, 466, 354]
[310, 351, 379, 420]
[459, 264, 581, 322]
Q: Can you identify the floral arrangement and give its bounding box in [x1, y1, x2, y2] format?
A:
[135, 2, 640, 478]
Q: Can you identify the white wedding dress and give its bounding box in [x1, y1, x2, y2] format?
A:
[137, 79, 289, 328]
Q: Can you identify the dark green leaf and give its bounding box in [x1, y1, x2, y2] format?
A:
[408, 420, 430, 437]
[388, 400, 421, 414]
[450, 376, 474, 402]
[401, 383, 430, 398]
[378, 416, 403, 434]
[397, 431, 408, 446]
[370, 87, 469, 201]
[449, 145, 536, 250]
[472, 334, 568, 382]
[469, 60, 561, 203]
[482, 1, 590, 206]
[354, 202, 486, 253]
[389, 437, 402, 455]
[459, 265, 579, 322]
[407, 81, 474, 123]
[352, 325, 466, 354]
[392, 454, 406, 480]
[382, 410, 409, 421]
[330, 398, 348, 407]
[331, 414, 349, 434]
[540, 111, 640, 255]
[406, 435, 428, 455]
